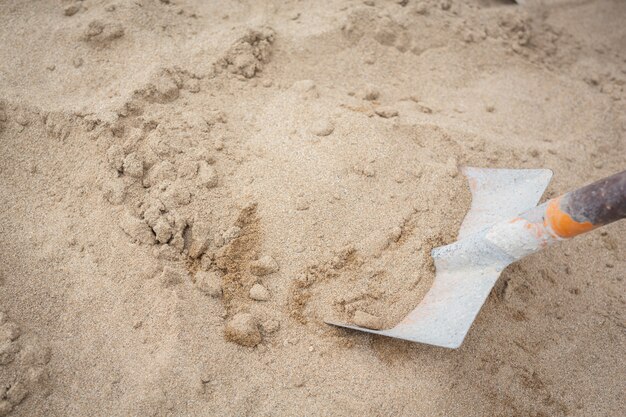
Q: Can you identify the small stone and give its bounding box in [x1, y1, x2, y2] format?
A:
[375, 106, 398, 118]
[195, 271, 222, 297]
[159, 266, 185, 288]
[352, 310, 383, 330]
[64, 4, 80, 16]
[250, 255, 279, 276]
[224, 313, 262, 347]
[309, 118, 334, 136]
[123, 153, 144, 178]
[198, 162, 218, 188]
[485, 104, 495, 113]
[249, 283, 271, 301]
[72, 57, 84, 68]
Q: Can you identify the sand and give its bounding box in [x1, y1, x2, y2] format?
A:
[0, 0, 624, 416]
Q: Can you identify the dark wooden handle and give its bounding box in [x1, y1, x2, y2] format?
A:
[565, 170, 626, 226]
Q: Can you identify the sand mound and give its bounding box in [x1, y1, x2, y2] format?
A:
[1, 1, 624, 416]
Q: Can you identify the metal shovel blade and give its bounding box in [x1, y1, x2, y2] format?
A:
[326, 167, 553, 348]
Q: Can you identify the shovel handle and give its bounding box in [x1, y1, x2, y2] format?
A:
[484, 170, 625, 262]
[546, 170, 626, 238]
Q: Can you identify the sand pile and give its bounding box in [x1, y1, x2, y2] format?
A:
[0, 0, 624, 416]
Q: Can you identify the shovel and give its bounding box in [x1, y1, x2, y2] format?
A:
[326, 167, 625, 348]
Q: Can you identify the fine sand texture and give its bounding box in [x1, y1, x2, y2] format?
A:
[1, 0, 624, 416]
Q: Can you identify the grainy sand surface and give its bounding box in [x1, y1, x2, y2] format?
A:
[0, 0, 624, 416]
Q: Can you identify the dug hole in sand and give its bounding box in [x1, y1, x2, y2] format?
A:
[0, 0, 624, 416]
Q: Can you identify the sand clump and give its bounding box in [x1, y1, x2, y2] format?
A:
[309, 118, 335, 136]
[0, 0, 625, 416]
[225, 313, 263, 347]
[375, 106, 399, 118]
[352, 310, 384, 330]
[249, 283, 271, 301]
[218, 28, 275, 79]
[249, 255, 280, 276]
[359, 86, 380, 101]
[82, 20, 125, 46]
[195, 271, 222, 298]
[0, 312, 51, 416]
